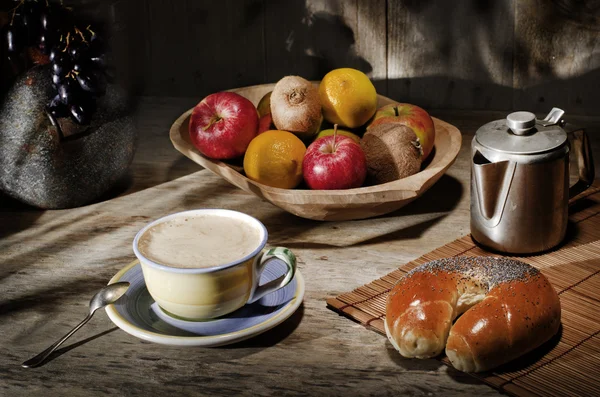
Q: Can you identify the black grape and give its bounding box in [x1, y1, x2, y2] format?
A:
[89, 34, 104, 55]
[89, 54, 106, 68]
[57, 79, 81, 106]
[73, 62, 86, 72]
[69, 43, 88, 61]
[52, 54, 72, 75]
[47, 95, 68, 118]
[40, 10, 58, 33]
[40, 13, 51, 31]
[69, 102, 93, 125]
[23, 3, 42, 42]
[49, 47, 62, 62]
[48, 94, 62, 108]
[23, 1, 42, 22]
[39, 32, 54, 54]
[5, 25, 24, 53]
[52, 72, 64, 86]
[26, 3, 109, 126]
[76, 70, 106, 95]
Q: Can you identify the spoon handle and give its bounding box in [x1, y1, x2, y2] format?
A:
[22, 312, 94, 368]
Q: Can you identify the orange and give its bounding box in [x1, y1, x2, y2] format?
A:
[319, 68, 377, 129]
[243, 130, 306, 189]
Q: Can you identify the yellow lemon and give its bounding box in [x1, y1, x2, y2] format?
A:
[243, 130, 306, 189]
[319, 68, 377, 129]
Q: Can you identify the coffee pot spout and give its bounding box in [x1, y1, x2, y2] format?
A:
[472, 151, 516, 224]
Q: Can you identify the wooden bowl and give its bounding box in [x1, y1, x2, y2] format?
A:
[170, 83, 462, 221]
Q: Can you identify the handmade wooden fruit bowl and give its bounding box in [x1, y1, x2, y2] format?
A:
[170, 83, 462, 221]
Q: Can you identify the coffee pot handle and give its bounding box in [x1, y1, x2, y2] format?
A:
[567, 124, 595, 199]
[248, 247, 296, 304]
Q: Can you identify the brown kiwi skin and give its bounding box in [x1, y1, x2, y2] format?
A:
[270, 76, 322, 139]
[360, 123, 422, 185]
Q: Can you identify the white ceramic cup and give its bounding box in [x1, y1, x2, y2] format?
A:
[133, 209, 296, 321]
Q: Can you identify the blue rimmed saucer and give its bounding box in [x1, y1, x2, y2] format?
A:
[105, 260, 304, 346]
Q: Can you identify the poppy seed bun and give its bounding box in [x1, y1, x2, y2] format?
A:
[385, 257, 561, 372]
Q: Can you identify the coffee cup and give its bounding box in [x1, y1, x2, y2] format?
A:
[132, 209, 296, 321]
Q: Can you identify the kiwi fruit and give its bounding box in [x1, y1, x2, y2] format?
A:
[361, 123, 423, 184]
[270, 76, 322, 140]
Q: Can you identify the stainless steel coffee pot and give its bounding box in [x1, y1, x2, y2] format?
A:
[470, 108, 595, 254]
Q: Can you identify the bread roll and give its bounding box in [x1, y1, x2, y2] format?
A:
[385, 257, 561, 372]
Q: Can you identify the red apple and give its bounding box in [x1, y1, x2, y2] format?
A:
[303, 135, 367, 190]
[258, 113, 275, 134]
[189, 92, 259, 159]
[368, 103, 435, 159]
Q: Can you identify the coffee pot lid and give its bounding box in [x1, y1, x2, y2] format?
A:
[475, 108, 568, 155]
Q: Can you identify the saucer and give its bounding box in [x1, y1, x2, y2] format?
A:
[105, 260, 304, 346]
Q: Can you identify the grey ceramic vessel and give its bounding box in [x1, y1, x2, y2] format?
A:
[0, 65, 137, 209]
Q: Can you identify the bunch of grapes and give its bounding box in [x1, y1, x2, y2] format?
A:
[4, 0, 107, 125]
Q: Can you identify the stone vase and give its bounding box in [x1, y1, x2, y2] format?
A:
[0, 65, 137, 209]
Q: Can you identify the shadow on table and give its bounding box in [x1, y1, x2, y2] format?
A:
[443, 326, 563, 388]
[0, 277, 109, 317]
[390, 174, 464, 217]
[94, 154, 201, 203]
[23, 327, 120, 368]
[0, 193, 44, 239]
[266, 174, 464, 249]
[0, 172, 134, 239]
[384, 340, 444, 372]
[221, 303, 305, 349]
[385, 339, 485, 386]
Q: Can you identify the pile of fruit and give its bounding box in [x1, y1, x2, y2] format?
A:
[189, 68, 435, 190]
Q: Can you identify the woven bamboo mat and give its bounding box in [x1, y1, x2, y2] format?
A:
[327, 181, 600, 397]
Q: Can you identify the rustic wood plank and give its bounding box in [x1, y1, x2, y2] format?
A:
[357, 0, 388, 95]
[107, 0, 599, 116]
[387, 0, 515, 110]
[512, 0, 600, 116]
[138, 0, 266, 97]
[265, 0, 376, 82]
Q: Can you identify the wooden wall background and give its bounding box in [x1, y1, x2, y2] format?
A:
[101, 0, 598, 115]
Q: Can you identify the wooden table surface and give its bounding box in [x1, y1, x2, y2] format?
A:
[2, 98, 599, 396]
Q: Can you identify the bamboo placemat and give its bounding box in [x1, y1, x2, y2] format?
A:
[327, 181, 600, 397]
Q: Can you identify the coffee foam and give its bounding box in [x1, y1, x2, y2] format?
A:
[137, 213, 262, 269]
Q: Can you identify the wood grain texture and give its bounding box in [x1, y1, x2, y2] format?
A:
[111, 0, 598, 115]
[264, 0, 373, 83]
[386, 0, 516, 110]
[512, 0, 600, 116]
[138, 0, 266, 97]
[2, 98, 600, 396]
[357, 0, 388, 95]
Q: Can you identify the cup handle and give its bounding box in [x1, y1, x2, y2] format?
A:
[567, 124, 595, 199]
[248, 247, 296, 304]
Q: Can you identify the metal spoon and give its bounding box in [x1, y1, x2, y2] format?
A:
[22, 282, 130, 368]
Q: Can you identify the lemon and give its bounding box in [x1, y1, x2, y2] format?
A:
[319, 68, 377, 129]
[243, 130, 306, 189]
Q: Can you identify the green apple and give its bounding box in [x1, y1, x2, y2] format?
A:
[257, 91, 272, 118]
